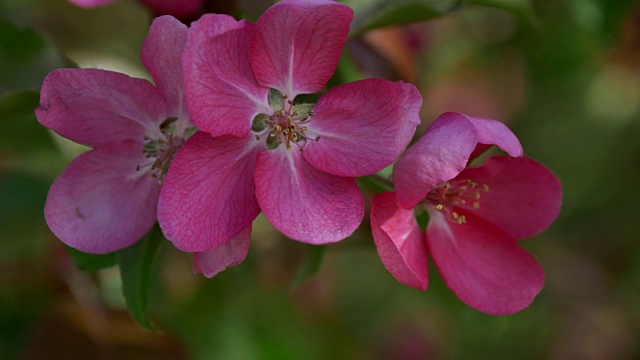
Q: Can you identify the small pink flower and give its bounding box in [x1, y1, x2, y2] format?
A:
[158, 0, 422, 254]
[68, 0, 203, 20]
[37, 16, 194, 254]
[371, 112, 562, 315]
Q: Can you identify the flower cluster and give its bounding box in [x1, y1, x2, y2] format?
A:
[37, 0, 561, 314]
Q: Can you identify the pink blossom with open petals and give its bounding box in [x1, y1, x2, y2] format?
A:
[371, 112, 562, 315]
[158, 1, 422, 252]
[38, 16, 195, 254]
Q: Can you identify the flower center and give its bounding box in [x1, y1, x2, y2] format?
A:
[253, 92, 320, 151]
[425, 179, 490, 224]
[136, 117, 186, 185]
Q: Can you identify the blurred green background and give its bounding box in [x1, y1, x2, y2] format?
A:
[1, 0, 639, 358]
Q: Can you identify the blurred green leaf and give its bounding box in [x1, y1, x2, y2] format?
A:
[117, 224, 162, 331]
[290, 245, 326, 290]
[327, 52, 363, 90]
[65, 246, 117, 273]
[0, 18, 63, 93]
[0, 89, 39, 120]
[465, 0, 535, 22]
[344, 0, 461, 35]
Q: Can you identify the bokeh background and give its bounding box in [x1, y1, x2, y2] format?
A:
[1, 0, 639, 358]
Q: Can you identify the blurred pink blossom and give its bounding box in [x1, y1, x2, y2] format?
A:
[68, 0, 203, 20]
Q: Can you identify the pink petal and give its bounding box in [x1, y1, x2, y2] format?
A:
[254, 149, 363, 244]
[157, 132, 261, 252]
[302, 79, 421, 177]
[45, 141, 159, 254]
[394, 112, 478, 209]
[371, 192, 428, 290]
[139, 0, 203, 19]
[465, 114, 523, 157]
[141, 16, 189, 120]
[184, 16, 270, 138]
[250, 0, 353, 97]
[455, 156, 562, 240]
[36, 68, 168, 148]
[68, 0, 116, 8]
[426, 209, 544, 315]
[193, 225, 252, 278]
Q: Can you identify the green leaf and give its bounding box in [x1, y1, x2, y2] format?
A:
[344, 0, 461, 35]
[289, 245, 326, 290]
[0, 19, 64, 93]
[65, 247, 117, 273]
[117, 225, 163, 331]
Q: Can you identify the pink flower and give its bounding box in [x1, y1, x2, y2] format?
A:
[68, 0, 203, 20]
[371, 112, 562, 315]
[157, 0, 422, 255]
[38, 15, 240, 277]
[36, 16, 194, 254]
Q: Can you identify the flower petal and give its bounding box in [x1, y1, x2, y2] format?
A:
[250, 0, 352, 97]
[394, 112, 478, 209]
[141, 15, 189, 120]
[68, 0, 115, 8]
[465, 114, 523, 157]
[302, 79, 421, 177]
[193, 225, 252, 278]
[45, 141, 159, 254]
[158, 132, 261, 252]
[183, 15, 270, 138]
[456, 156, 562, 240]
[36, 68, 168, 147]
[371, 192, 428, 290]
[426, 209, 544, 315]
[255, 149, 363, 244]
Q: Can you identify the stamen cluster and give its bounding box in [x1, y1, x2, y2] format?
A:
[254, 95, 319, 151]
[137, 118, 185, 185]
[425, 179, 490, 224]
